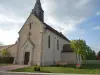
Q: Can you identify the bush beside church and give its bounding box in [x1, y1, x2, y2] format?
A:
[0, 49, 14, 64]
[0, 57, 14, 64]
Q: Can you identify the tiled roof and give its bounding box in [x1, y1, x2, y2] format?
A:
[44, 23, 70, 42]
[62, 44, 74, 52]
[0, 44, 14, 51]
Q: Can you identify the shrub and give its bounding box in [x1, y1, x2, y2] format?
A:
[1, 49, 11, 57]
[0, 57, 14, 64]
[34, 66, 40, 71]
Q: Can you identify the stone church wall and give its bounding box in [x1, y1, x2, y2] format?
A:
[7, 44, 17, 58]
[42, 29, 70, 66]
[16, 14, 44, 65]
[61, 52, 77, 64]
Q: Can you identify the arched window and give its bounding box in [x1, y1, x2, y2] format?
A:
[48, 35, 50, 48]
[57, 40, 59, 50]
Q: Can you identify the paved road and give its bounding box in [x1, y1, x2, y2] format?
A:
[0, 71, 95, 75]
[0, 65, 29, 71]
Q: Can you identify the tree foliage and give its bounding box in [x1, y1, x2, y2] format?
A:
[70, 39, 96, 62]
[1, 49, 11, 57]
[70, 40, 87, 62]
[86, 47, 96, 60]
[97, 51, 100, 57]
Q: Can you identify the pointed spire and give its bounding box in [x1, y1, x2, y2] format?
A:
[32, 0, 44, 22]
[34, 0, 42, 10]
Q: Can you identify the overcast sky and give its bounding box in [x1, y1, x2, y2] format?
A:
[0, 0, 100, 52]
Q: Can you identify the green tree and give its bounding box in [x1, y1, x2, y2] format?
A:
[71, 39, 97, 63]
[98, 51, 100, 56]
[70, 39, 87, 64]
[92, 50, 96, 59]
[1, 49, 11, 57]
[86, 46, 96, 60]
[0, 42, 4, 56]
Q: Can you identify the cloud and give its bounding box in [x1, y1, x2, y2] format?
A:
[0, 0, 100, 45]
[0, 27, 19, 45]
[45, 15, 84, 35]
[43, 0, 97, 35]
[96, 11, 100, 16]
[0, 6, 25, 45]
[91, 44, 100, 53]
[76, 0, 90, 7]
[0, 6, 25, 30]
[92, 26, 100, 30]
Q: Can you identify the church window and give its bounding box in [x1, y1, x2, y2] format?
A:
[57, 40, 59, 50]
[29, 22, 32, 29]
[48, 35, 50, 48]
[34, 11, 37, 16]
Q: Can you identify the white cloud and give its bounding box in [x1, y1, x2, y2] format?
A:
[43, 0, 89, 35]
[76, 0, 90, 7]
[0, 7, 25, 45]
[0, 28, 19, 45]
[45, 15, 84, 35]
[0, 13, 24, 25]
[0, 6, 25, 31]
[96, 11, 100, 16]
[0, 0, 99, 45]
[92, 26, 100, 30]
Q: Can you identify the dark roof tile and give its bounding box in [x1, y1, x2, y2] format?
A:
[62, 44, 74, 52]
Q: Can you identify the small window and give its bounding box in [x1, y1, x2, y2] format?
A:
[29, 23, 32, 29]
[48, 36, 50, 48]
[57, 40, 59, 50]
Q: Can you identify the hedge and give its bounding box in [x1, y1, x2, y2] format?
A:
[0, 57, 14, 64]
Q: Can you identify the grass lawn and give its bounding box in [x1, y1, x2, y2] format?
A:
[11, 64, 100, 74]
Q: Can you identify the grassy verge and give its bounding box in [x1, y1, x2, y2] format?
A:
[11, 66, 35, 72]
[11, 64, 100, 74]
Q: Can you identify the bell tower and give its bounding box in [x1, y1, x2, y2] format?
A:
[32, 0, 44, 22]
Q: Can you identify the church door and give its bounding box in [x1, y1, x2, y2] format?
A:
[24, 52, 30, 65]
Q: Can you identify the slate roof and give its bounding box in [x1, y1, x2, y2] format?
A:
[62, 44, 74, 52]
[44, 23, 70, 42]
[34, 0, 43, 11]
[0, 45, 11, 51]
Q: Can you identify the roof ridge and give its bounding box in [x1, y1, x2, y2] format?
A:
[0, 44, 15, 50]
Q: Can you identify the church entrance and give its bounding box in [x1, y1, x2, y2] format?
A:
[24, 52, 30, 65]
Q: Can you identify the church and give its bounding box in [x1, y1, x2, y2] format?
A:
[0, 0, 80, 66]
